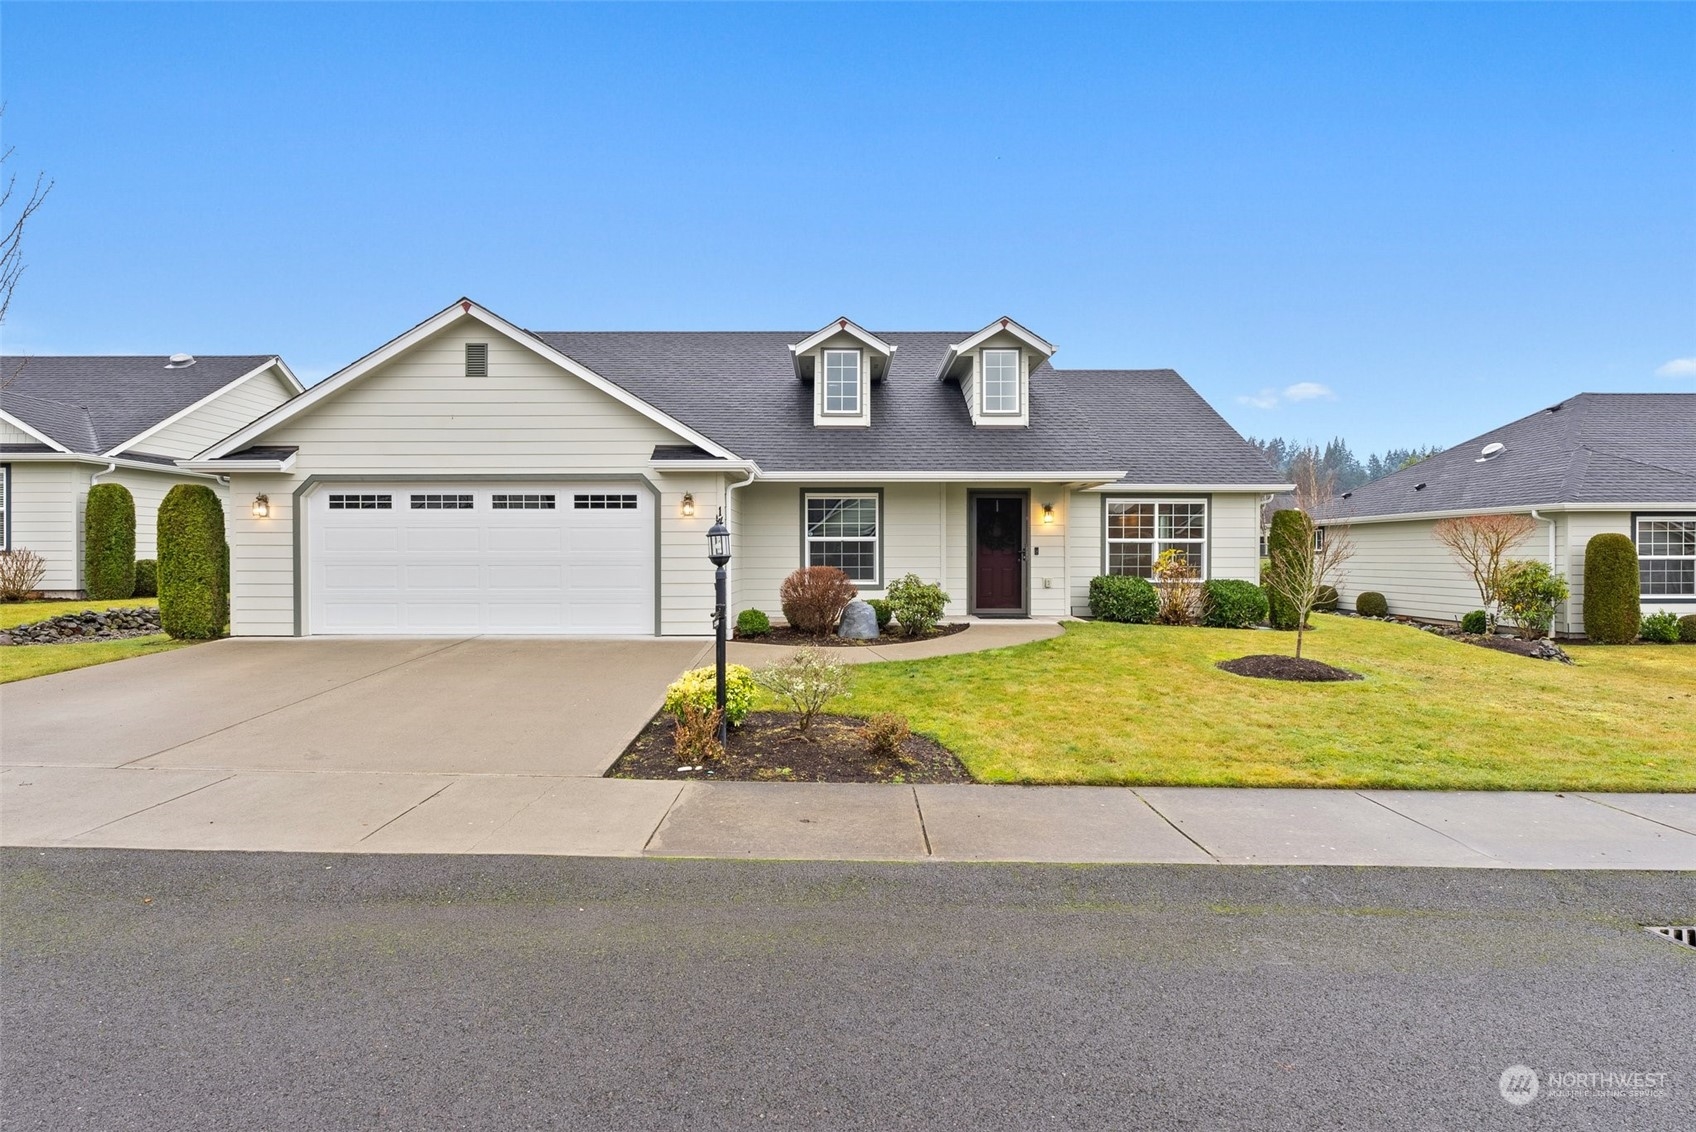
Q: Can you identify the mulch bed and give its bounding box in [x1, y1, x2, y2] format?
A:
[1216, 655, 1363, 682]
[736, 623, 971, 648]
[607, 710, 973, 784]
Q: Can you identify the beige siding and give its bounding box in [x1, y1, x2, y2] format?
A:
[1066, 490, 1102, 615]
[127, 366, 297, 458]
[227, 318, 716, 636]
[1331, 515, 1565, 628]
[1, 418, 46, 446]
[5, 462, 79, 592]
[1065, 491, 1264, 615]
[1564, 510, 1695, 630]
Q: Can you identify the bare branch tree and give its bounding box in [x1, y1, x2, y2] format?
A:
[1263, 514, 1355, 660]
[1431, 514, 1536, 620]
[0, 104, 53, 334]
[1288, 449, 1338, 514]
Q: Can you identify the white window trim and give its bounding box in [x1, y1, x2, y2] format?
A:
[1634, 513, 1696, 599]
[980, 348, 1022, 416]
[1103, 497, 1210, 580]
[822, 348, 862, 416]
[802, 490, 881, 586]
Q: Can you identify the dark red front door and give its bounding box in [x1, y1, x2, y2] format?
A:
[974, 496, 1024, 612]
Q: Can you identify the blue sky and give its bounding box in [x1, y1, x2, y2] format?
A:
[2, 2, 1691, 454]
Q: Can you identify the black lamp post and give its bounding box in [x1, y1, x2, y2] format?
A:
[706, 508, 732, 744]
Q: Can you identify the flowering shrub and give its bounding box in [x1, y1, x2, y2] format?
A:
[754, 647, 851, 734]
[663, 664, 756, 727]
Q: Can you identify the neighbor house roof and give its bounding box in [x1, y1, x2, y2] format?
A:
[533, 330, 1283, 484]
[0, 355, 294, 457]
[1317, 393, 1696, 522]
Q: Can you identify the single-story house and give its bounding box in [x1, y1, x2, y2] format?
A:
[2, 354, 303, 595]
[1316, 392, 1696, 636]
[182, 299, 1290, 637]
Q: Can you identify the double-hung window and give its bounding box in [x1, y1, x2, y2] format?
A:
[804, 493, 879, 584]
[1635, 515, 1696, 597]
[1105, 499, 1208, 579]
[823, 349, 861, 415]
[981, 349, 1021, 414]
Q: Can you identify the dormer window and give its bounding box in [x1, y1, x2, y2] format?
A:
[823, 349, 862, 415]
[981, 349, 1021, 414]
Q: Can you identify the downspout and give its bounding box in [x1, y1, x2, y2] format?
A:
[1530, 509, 1560, 634]
[723, 468, 757, 614]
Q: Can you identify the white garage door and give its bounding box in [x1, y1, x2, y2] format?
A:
[307, 483, 654, 635]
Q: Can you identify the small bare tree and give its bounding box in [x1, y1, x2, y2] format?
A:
[1263, 514, 1354, 660]
[1432, 514, 1536, 620]
[1289, 449, 1337, 514]
[0, 106, 53, 331]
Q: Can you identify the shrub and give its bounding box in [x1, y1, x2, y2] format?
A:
[885, 573, 949, 636]
[753, 647, 851, 734]
[1152, 548, 1202, 625]
[859, 712, 911, 760]
[1583, 533, 1640, 644]
[664, 664, 756, 727]
[1314, 585, 1339, 613]
[84, 482, 137, 600]
[1459, 609, 1489, 635]
[1640, 611, 1680, 644]
[1266, 509, 1309, 630]
[0, 548, 47, 601]
[735, 608, 771, 638]
[779, 566, 858, 635]
[867, 598, 893, 631]
[133, 558, 158, 598]
[1356, 592, 1389, 618]
[1089, 575, 1158, 623]
[157, 484, 227, 639]
[672, 703, 724, 764]
[1681, 614, 1696, 644]
[1201, 579, 1268, 628]
[1497, 559, 1568, 640]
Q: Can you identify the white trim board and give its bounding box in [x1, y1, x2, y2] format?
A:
[0, 409, 71, 453]
[0, 450, 222, 479]
[788, 317, 896, 360]
[196, 298, 744, 463]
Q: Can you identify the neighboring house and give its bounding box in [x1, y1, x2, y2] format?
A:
[182, 299, 1289, 638]
[1316, 393, 1696, 636]
[1, 354, 303, 595]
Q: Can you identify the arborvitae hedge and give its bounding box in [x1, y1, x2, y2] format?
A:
[84, 483, 137, 600]
[1582, 533, 1640, 644]
[133, 558, 158, 598]
[157, 484, 228, 639]
[1266, 509, 1310, 630]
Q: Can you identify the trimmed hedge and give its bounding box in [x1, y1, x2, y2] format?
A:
[867, 598, 893, 631]
[1640, 611, 1680, 644]
[1201, 579, 1269, 628]
[133, 558, 158, 598]
[1680, 614, 1696, 644]
[157, 484, 228, 639]
[1460, 609, 1489, 635]
[1314, 584, 1339, 613]
[1089, 574, 1158, 623]
[1582, 533, 1640, 644]
[1356, 591, 1389, 618]
[84, 483, 137, 600]
[1266, 509, 1309, 630]
[735, 608, 771, 637]
[664, 664, 756, 727]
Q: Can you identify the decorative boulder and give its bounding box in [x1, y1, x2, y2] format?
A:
[837, 599, 880, 640]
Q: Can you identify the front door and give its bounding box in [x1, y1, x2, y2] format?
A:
[973, 495, 1026, 614]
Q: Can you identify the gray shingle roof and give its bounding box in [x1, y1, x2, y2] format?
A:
[532, 331, 1281, 483]
[0, 355, 277, 455]
[1318, 393, 1696, 521]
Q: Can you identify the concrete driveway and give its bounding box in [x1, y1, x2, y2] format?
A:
[0, 637, 706, 776]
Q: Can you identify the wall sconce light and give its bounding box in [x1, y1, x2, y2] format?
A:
[251, 494, 270, 519]
[1042, 503, 1054, 525]
[681, 492, 696, 518]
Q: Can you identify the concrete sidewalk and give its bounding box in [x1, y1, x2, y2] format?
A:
[4, 766, 1692, 869]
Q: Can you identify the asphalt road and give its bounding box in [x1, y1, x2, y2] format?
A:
[3, 850, 1692, 1131]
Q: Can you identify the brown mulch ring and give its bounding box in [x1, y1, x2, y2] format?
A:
[735, 623, 970, 648]
[606, 710, 973, 784]
[1216, 655, 1363, 682]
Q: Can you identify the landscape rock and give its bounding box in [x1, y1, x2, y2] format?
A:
[2, 606, 163, 646]
[836, 599, 880, 640]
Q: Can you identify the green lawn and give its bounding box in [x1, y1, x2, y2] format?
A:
[837, 616, 1696, 791]
[0, 633, 193, 684]
[0, 596, 158, 630]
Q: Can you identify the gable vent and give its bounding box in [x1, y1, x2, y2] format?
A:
[165, 353, 196, 368]
[465, 342, 489, 378]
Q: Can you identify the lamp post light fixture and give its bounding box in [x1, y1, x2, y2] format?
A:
[706, 508, 732, 744]
[251, 494, 270, 519]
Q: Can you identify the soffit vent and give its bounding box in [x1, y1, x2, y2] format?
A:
[465, 342, 489, 378]
[1644, 925, 1696, 950]
[165, 353, 196, 368]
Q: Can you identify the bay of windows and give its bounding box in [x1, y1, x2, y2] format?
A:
[1106, 499, 1207, 579]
